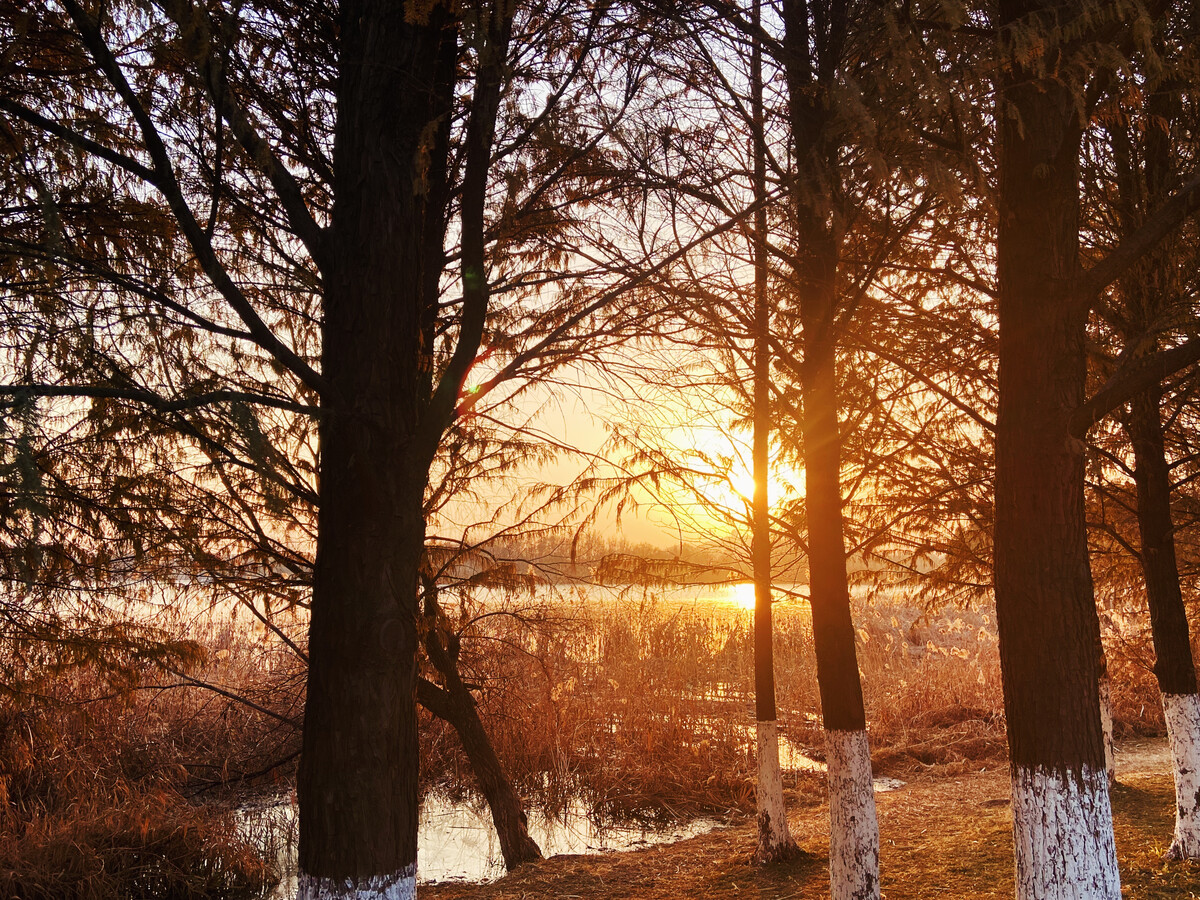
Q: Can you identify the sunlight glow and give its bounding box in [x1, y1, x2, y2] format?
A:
[730, 469, 758, 503]
[732, 582, 756, 611]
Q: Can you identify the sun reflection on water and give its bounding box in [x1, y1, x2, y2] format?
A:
[731, 582, 756, 611]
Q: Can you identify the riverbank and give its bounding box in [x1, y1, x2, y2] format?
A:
[424, 739, 1200, 900]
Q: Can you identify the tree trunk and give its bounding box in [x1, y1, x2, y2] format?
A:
[1127, 387, 1200, 858]
[420, 580, 543, 871]
[1095, 627, 1115, 786]
[750, 0, 796, 864]
[779, 0, 880, 892]
[802, 338, 881, 900]
[994, 12, 1119, 894]
[297, 4, 457, 897]
[1099, 667, 1115, 787]
[417, 678, 543, 870]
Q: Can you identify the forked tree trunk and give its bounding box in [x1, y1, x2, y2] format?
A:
[1128, 388, 1200, 858]
[1104, 54, 1200, 857]
[298, 4, 458, 897]
[994, 10, 1120, 895]
[750, 0, 796, 864]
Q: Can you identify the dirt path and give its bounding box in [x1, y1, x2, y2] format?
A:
[424, 739, 1200, 900]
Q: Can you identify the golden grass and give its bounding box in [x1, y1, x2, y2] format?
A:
[448, 596, 1015, 818]
[0, 618, 298, 900]
[422, 766, 1200, 900]
[0, 591, 1180, 897]
[422, 591, 1174, 823]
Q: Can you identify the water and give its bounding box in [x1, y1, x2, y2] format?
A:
[241, 793, 720, 894]
[227, 580, 906, 891]
[770, 730, 906, 793]
[241, 732, 905, 896]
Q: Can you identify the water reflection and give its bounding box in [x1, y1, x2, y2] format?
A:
[738, 725, 906, 793]
[243, 739, 904, 896]
[241, 793, 720, 895]
[243, 738, 903, 896]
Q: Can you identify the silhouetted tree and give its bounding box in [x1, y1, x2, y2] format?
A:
[991, 1, 1200, 895]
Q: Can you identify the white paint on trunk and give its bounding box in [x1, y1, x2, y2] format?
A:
[826, 729, 880, 900]
[1163, 692, 1200, 860]
[755, 719, 795, 862]
[297, 864, 417, 900]
[1099, 675, 1115, 787]
[1011, 765, 1120, 900]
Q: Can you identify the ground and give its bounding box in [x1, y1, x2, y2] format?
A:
[423, 739, 1200, 900]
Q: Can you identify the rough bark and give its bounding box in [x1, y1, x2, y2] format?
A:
[1163, 693, 1200, 859]
[755, 721, 794, 862]
[1010, 766, 1120, 898]
[298, 871, 417, 900]
[297, 3, 458, 894]
[993, 4, 1119, 895]
[826, 730, 880, 900]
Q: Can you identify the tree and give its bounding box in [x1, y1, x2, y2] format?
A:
[991, 1, 1200, 895]
[1085, 17, 1200, 853]
[0, 0, 666, 892]
[749, 0, 797, 859]
[773, 0, 953, 892]
[617, 3, 969, 891]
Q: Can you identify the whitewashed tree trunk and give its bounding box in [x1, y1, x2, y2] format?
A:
[756, 720, 796, 862]
[1011, 766, 1120, 900]
[298, 866, 417, 900]
[1163, 693, 1200, 860]
[826, 729, 880, 900]
[1099, 674, 1115, 787]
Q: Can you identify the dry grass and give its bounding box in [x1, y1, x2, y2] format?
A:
[444, 594, 1010, 819]
[432, 591, 1170, 823]
[0, 789, 274, 900]
[0, 611, 300, 900]
[0, 588, 1181, 897]
[429, 595, 776, 820]
[422, 766, 1200, 900]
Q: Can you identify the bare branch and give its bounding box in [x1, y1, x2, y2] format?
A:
[61, 0, 329, 397]
[0, 98, 157, 184]
[1070, 337, 1200, 438]
[154, 0, 330, 272]
[0, 383, 316, 416]
[416, 8, 512, 467]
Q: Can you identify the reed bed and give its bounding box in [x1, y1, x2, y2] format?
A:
[0, 585, 1175, 897]
[0, 609, 300, 900]
[449, 589, 1169, 818]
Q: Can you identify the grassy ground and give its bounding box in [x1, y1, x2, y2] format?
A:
[424, 751, 1200, 900]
